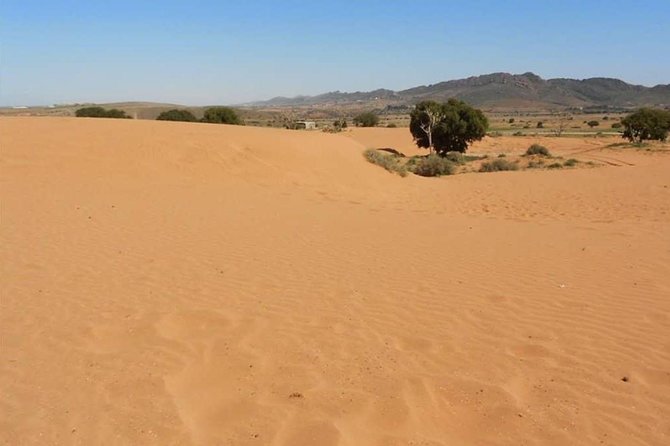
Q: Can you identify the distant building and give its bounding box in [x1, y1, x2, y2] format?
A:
[295, 121, 317, 130]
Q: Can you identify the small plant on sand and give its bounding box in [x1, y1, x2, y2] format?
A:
[524, 144, 551, 157]
[563, 158, 579, 167]
[497, 153, 506, 158]
[513, 131, 524, 136]
[363, 149, 407, 177]
[386, 122, 397, 128]
[547, 162, 563, 169]
[527, 159, 545, 168]
[407, 154, 456, 177]
[479, 159, 519, 172]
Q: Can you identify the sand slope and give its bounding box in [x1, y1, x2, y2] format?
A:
[1, 118, 669, 445]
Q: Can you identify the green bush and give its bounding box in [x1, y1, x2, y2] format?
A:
[525, 144, 551, 157]
[156, 109, 197, 122]
[407, 154, 456, 177]
[621, 108, 670, 142]
[75, 106, 131, 119]
[363, 149, 407, 177]
[202, 106, 243, 125]
[479, 159, 519, 172]
[353, 112, 379, 127]
[587, 120, 599, 128]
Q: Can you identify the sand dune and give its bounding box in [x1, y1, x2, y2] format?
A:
[1, 117, 669, 445]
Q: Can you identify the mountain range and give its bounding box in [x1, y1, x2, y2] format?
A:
[249, 72, 670, 110]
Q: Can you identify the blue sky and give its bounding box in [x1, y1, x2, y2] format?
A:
[1, 0, 669, 106]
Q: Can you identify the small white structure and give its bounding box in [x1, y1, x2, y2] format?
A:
[295, 121, 317, 130]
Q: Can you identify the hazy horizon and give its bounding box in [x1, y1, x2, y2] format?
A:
[2, 0, 669, 106]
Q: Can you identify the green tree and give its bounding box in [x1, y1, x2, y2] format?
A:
[621, 108, 670, 142]
[587, 120, 599, 128]
[156, 109, 197, 122]
[75, 106, 108, 117]
[202, 107, 243, 125]
[75, 106, 130, 119]
[409, 99, 488, 154]
[353, 112, 379, 127]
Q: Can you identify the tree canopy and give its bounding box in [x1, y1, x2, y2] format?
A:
[202, 107, 244, 125]
[621, 108, 670, 142]
[353, 112, 379, 127]
[156, 109, 197, 122]
[409, 99, 488, 154]
[75, 107, 131, 119]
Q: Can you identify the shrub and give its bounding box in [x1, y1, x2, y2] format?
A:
[547, 162, 563, 169]
[621, 108, 670, 142]
[513, 131, 524, 136]
[508, 118, 515, 123]
[564, 158, 578, 167]
[527, 159, 545, 168]
[525, 144, 551, 157]
[611, 122, 622, 129]
[536, 121, 544, 128]
[75, 106, 131, 119]
[386, 123, 397, 128]
[333, 119, 347, 129]
[202, 106, 243, 125]
[479, 159, 519, 172]
[497, 153, 506, 158]
[353, 112, 379, 127]
[156, 109, 197, 122]
[407, 154, 456, 177]
[587, 120, 599, 128]
[363, 149, 407, 176]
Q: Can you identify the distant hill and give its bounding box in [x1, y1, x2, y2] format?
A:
[249, 72, 670, 110]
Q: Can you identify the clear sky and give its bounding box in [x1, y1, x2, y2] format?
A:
[2, 0, 669, 106]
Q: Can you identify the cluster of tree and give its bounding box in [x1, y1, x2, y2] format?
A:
[156, 109, 197, 122]
[409, 99, 488, 154]
[75, 107, 131, 119]
[155, 107, 243, 125]
[353, 112, 379, 127]
[621, 108, 670, 143]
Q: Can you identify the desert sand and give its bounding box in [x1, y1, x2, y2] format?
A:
[1, 117, 669, 445]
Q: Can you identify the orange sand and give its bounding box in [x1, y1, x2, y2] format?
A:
[1, 117, 669, 445]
